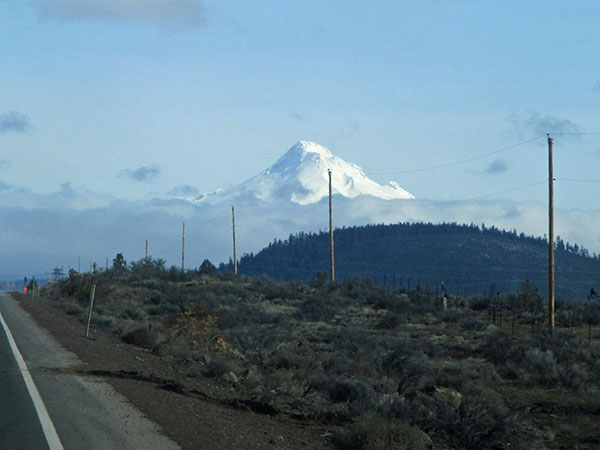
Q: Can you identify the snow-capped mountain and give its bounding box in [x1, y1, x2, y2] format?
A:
[196, 141, 414, 206]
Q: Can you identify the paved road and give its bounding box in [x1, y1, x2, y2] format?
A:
[0, 315, 50, 449]
[0, 293, 180, 450]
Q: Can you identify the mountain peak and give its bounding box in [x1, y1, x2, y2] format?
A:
[197, 141, 414, 205]
[291, 140, 334, 157]
[266, 141, 333, 176]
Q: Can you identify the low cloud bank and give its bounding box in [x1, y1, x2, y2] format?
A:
[1, 184, 598, 278]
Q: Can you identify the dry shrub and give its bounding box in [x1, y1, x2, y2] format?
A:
[402, 384, 518, 450]
[330, 412, 432, 450]
[308, 375, 375, 411]
[57, 301, 84, 316]
[163, 302, 217, 348]
[459, 317, 487, 331]
[79, 311, 115, 329]
[202, 354, 239, 378]
[268, 347, 302, 370]
[375, 312, 401, 329]
[441, 308, 463, 323]
[120, 324, 160, 350]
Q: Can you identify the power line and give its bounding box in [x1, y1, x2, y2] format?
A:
[557, 178, 600, 183]
[552, 132, 600, 136]
[369, 136, 544, 175]
[462, 180, 547, 201]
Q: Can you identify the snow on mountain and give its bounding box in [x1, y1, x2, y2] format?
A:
[195, 141, 414, 206]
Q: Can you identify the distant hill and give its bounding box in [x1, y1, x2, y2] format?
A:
[232, 222, 600, 300]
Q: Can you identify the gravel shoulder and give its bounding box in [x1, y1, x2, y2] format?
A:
[9, 292, 331, 450]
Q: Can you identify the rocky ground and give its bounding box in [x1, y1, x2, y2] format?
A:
[11, 292, 333, 450]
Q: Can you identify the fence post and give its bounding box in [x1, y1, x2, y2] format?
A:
[85, 284, 97, 338]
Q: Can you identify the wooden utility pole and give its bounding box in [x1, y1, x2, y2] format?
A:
[548, 134, 555, 330]
[328, 169, 335, 283]
[547, 135, 555, 330]
[145, 240, 149, 260]
[232, 206, 238, 275]
[181, 222, 186, 275]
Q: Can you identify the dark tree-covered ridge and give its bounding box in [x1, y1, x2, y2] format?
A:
[234, 222, 600, 300]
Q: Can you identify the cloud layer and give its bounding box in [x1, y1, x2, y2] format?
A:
[32, 0, 207, 31]
[2, 181, 598, 282]
[0, 111, 32, 134]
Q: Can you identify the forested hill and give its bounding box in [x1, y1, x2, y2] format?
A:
[233, 222, 600, 300]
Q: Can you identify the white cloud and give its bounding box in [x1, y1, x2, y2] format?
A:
[31, 0, 207, 31]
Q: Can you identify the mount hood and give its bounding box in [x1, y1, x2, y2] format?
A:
[195, 141, 414, 206]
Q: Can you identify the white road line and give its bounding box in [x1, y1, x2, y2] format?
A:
[0, 310, 64, 450]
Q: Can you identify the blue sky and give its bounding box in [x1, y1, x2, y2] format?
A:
[1, 1, 600, 272]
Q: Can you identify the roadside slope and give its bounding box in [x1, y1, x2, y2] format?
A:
[7, 292, 330, 450]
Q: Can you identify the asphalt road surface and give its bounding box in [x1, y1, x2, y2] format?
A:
[0, 293, 180, 450]
[0, 312, 50, 449]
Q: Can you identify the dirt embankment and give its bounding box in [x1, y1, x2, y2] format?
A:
[11, 292, 331, 450]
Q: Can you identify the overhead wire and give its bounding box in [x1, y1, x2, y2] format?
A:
[557, 178, 600, 183]
[366, 132, 600, 200]
[369, 136, 544, 175]
[552, 132, 600, 136]
[463, 180, 547, 201]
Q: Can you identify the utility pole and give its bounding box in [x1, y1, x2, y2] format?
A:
[181, 222, 185, 275]
[78, 256, 80, 273]
[145, 240, 149, 260]
[232, 206, 238, 275]
[328, 169, 335, 283]
[548, 134, 555, 331]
